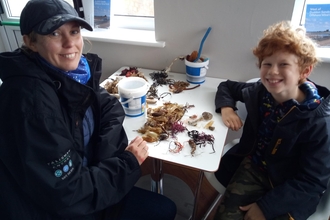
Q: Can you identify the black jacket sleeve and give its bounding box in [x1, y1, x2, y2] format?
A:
[215, 79, 257, 113]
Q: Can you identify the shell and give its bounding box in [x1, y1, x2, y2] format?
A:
[202, 112, 213, 120]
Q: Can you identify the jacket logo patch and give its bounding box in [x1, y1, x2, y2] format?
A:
[48, 150, 74, 179]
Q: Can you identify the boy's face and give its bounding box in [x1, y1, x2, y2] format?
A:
[260, 51, 306, 103]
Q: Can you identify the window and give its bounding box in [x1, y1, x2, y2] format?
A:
[111, 0, 154, 30]
[79, 0, 154, 30]
[292, 0, 330, 62]
[0, 0, 74, 50]
[0, 0, 153, 29]
[0, 0, 163, 49]
[2, 0, 74, 17]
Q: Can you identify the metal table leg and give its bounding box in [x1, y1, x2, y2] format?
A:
[150, 158, 163, 194]
[189, 170, 204, 220]
[150, 160, 204, 220]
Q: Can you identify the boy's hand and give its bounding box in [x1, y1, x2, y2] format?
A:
[239, 203, 266, 220]
[221, 107, 243, 131]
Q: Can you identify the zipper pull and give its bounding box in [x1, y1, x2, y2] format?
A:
[271, 139, 282, 154]
[288, 213, 294, 220]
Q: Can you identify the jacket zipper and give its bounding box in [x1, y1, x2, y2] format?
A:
[268, 106, 297, 219]
[271, 139, 282, 154]
[270, 106, 296, 155]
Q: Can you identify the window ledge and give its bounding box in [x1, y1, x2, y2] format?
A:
[317, 48, 330, 63]
[81, 28, 165, 48]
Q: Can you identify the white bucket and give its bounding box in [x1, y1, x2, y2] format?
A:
[117, 77, 150, 117]
[185, 58, 209, 77]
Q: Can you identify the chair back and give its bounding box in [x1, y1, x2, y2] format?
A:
[307, 179, 330, 220]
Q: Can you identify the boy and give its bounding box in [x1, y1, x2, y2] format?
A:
[214, 21, 330, 220]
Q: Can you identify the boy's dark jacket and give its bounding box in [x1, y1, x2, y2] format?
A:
[0, 49, 141, 219]
[215, 79, 330, 220]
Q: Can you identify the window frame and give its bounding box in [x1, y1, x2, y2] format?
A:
[77, 0, 161, 47]
[0, 0, 163, 49]
[0, 0, 22, 51]
[291, 0, 330, 63]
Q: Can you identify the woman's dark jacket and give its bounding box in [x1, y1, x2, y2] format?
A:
[0, 49, 141, 219]
[215, 80, 330, 220]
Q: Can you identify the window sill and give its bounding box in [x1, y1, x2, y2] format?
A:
[81, 28, 165, 48]
[317, 48, 330, 63]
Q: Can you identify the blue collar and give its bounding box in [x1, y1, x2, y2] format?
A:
[37, 54, 91, 85]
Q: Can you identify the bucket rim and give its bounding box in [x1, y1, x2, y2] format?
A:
[117, 77, 149, 91]
[117, 76, 148, 84]
[185, 57, 209, 67]
[117, 77, 149, 99]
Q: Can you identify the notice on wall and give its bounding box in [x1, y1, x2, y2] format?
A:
[305, 4, 330, 47]
[94, 0, 111, 29]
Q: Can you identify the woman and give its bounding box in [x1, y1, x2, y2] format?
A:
[0, 0, 176, 219]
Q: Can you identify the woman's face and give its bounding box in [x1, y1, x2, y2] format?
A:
[26, 21, 83, 71]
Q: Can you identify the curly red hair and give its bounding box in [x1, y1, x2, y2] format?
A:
[253, 21, 319, 71]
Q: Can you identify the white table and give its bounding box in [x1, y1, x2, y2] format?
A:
[102, 67, 228, 219]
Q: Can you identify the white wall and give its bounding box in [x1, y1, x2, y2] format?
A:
[0, 0, 329, 87]
[83, 0, 330, 87]
[93, 0, 291, 81]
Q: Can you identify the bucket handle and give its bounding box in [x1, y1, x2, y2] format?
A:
[119, 82, 150, 105]
[203, 65, 209, 70]
[120, 97, 134, 105]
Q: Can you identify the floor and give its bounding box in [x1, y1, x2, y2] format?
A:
[135, 174, 194, 220]
[136, 158, 220, 220]
[136, 158, 330, 220]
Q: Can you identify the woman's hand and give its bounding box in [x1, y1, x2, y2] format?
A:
[221, 107, 243, 131]
[240, 203, 266, 220]
[125, 136, 149, 165]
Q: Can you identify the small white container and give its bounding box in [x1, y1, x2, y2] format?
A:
[185, 58, 209, 76]
[117, 77, 150, 117]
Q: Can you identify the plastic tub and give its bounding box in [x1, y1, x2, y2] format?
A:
[117, 77, 150, 117]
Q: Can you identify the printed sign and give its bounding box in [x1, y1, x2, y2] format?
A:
[94, 0, 111, 29]
[305, 4, 330, 47]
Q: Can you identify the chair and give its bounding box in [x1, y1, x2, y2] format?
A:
[203, 79, 254, 220]
[201, 102, 244, 220]
[202, 139, 239, 219]
[203, 170, 330, 219]
[307, 178, 330, 220]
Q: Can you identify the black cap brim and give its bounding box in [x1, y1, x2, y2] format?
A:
[34, 14, 93, 35]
